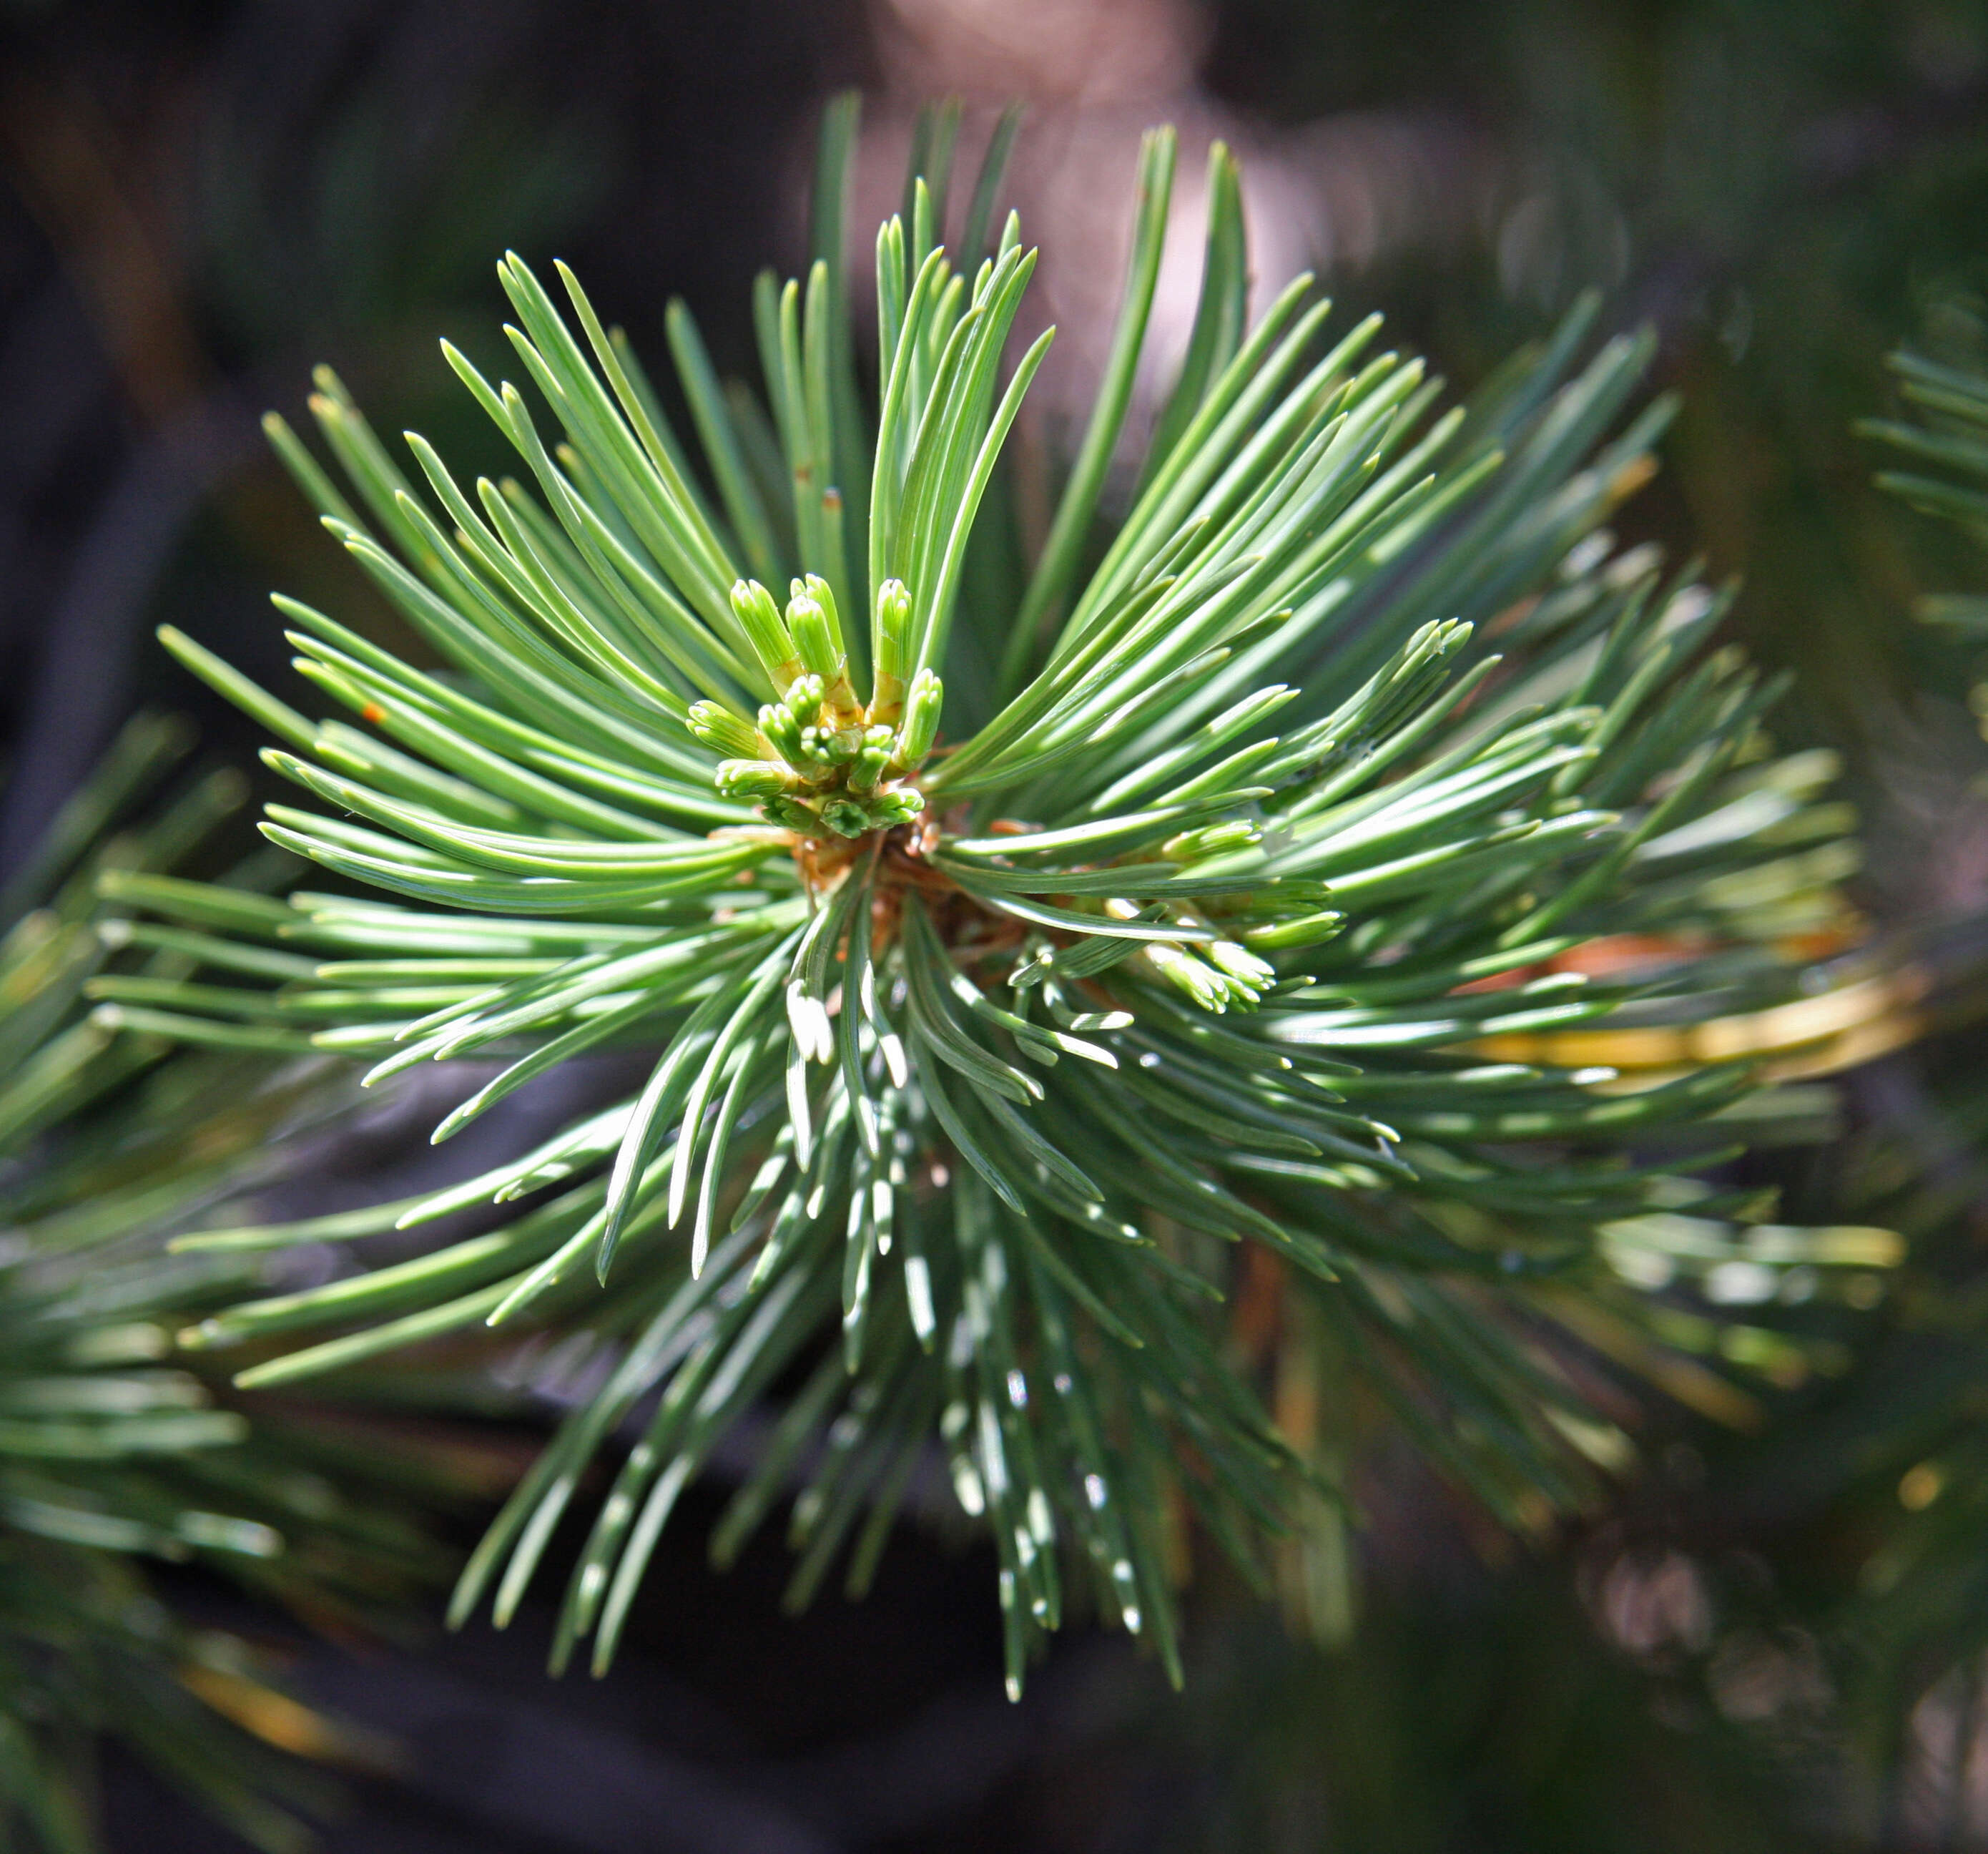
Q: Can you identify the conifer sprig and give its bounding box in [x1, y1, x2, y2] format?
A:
[0, 717, 449, 1853]
[1811, 324, 1988, 1755]
[137, 102, 1886, 1692]
[1861, 339, 1988, 625]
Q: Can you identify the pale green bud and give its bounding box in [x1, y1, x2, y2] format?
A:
[1239, 909, 1344, 950]
[784, 673, 825, 727]
[730, 579, 800, 688]
[847, 724, 898, 795]
[872, 578, 912, 720]
[820, 798, 871, 838]
[804, 725, 862, 767]
[1163, 820, 1262, 861]
[786, 587, 862, 722]
[757, 704, 810, 771]
[1209, 940, 1275, 988]
[1144, 943, 1231, 1013]
[801, 574, 845, 655]
[867, 788, 925, 826]
[715, 758, 794, 800]
[785, 592, 842, 683]
[764, 795, 819, 833]
[896, 668, 944, 767]
[687, 700, 762, 760]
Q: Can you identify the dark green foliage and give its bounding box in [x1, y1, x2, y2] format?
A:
[0, 717, 448, 1851]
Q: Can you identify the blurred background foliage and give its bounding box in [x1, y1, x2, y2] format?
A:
[4, 0, 1988, 1847]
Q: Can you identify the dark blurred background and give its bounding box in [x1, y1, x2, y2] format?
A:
[5, 1, 1988, 1848]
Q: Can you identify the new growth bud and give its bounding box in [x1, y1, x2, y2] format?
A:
[687, 701, 762, 760]
[1143, 943, 1230, 1011]
[730, 579, 803, 692]
[786, 580, 861, 722]
[800, 724, 861, 767]
[799, 574, 845, 655]
[1143, 942, 1261, 1014]
[820, 798, 871, 838]
[1208, 941, 1275, 988]
[757, 703, 810, 770]
[1239, 909, 1345, 949]
[1163, 819, 1262, 861]
[786, 592, 840, 681]
[866, 788, 925, 826]
[764, 795, 818, 832]
[847, 724, 898, 794]
[871, 578, 912, 724]
[896, 668, 944, 768]
[715, 759, 796, 800]
[712, 576, 932, 841]
[784, 674, 825, 728]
